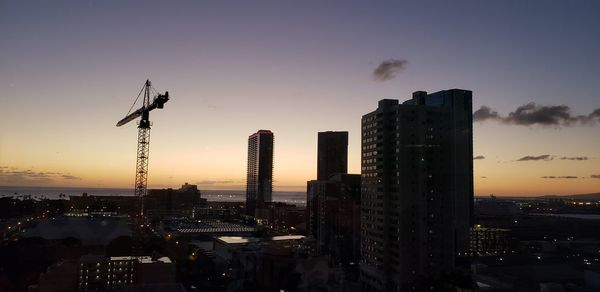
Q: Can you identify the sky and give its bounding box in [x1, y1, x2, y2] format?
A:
[0, 0, 599, 195]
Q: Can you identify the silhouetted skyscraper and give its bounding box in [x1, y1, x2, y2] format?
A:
[246, 130, 274, 216]
[317, 131, 348, 180]
[307, 131, 360, 268]
[360, 90, 473, 291]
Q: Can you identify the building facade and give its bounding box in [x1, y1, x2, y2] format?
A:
[77, 255, 174, 291]
[469, 225, 511, 256]
[307, 130, 360, 267]
[246, 130, 274, 216]
[145, 183, 205, 218]
[307, 174, 361, 265]
[360, 90, 473, 291]
[317, 131, 348, 180]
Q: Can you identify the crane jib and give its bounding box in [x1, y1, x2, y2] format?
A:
[115, 92, 169, 127]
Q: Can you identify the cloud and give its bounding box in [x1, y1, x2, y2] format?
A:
[0, 166, 80, 185]
[473, 106, 501, 122]
[559, 156, 589, 161]
[480, 176, 487, 179]
[507, 103, 573, 126]
[541, 176, 578, 179]
[373, 59, 408, 81]
[474, 103, 600, 127]
[473, 155, 485, 160]
[516, 155, 553, 161]
[591, 175, 600, 179]
[196, 179, 240, 185]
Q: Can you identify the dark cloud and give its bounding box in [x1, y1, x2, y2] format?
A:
[507, 103, 572, 126]
[61, 175, 81, 180]
[473, 155, 485, 160]
[480, 176, 487, 179]
[516, 155, 553, 161]
[591, 175, 600, 179]
[373, 59, 408, 81]
[474, 103, 600, 127]
[560, 156, 589, 161]
[473, 106, 501, 122]
[541, 176, 578, 179]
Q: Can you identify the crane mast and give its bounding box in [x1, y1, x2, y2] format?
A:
[135, 82, 151, 214]
[117, 80, 169, 216]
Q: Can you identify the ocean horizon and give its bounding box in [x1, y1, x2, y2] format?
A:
[0, 185, 306, 205]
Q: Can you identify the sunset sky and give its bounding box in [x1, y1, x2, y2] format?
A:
[1, 1, 599, 195]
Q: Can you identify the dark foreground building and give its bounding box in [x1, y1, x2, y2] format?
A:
[360, 89, 473, 291]
[246, 130, 274, 216]
[307, 131, 361, 267]
[307, 174, 361, 266]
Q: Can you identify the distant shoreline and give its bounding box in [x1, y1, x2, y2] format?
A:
[0, 185, 308, 193]
[0, 186, 307, 205]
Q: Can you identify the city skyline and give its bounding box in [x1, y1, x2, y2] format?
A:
[1, 1, 599, 196]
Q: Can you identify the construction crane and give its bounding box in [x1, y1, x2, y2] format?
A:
[116, 80, 169, 216]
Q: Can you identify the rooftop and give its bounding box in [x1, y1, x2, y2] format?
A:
[166, 221, 256, 234]
[23, 217, 131, 245]
[216, 235, 305, 245]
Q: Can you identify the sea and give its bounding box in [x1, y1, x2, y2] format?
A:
[0, 186, 306, 206]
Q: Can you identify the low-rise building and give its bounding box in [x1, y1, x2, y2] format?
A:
[77, 255, 174, 291]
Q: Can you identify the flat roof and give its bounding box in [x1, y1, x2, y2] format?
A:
[110, 256, 137, 261]
[216, 236, 261, 244]
[139, 256, 172, 264]
[216, 235, 305, 245]
[271, 235, 305, 241]
[167, 221, 256, 234]
[23, 217, 131, 245]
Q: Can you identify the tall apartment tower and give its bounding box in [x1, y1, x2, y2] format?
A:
[360, 90, 473, 291]
[307, 131, 361, 267]
[246, 130, 274, 216]
[317, 131, 348, 180]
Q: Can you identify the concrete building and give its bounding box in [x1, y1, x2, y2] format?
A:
[469, 225, 511, 256]
[213, 235, 305, 262]
[360, 90, 474, 291]
[216, 235, 335, 292]
[77, 255, 174, 291]
[307, 130, 360, 267]
[245, 130, 274, 217]
[307, 174, 361, 265]
[317, 131, 348, 180]
[38, 260, 78, 292]
[145, 183, 205, 218]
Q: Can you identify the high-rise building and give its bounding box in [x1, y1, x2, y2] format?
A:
[307, 131, 360, 267]
[360, 89, 473, 291]
[317, 131, 348, 180]
[246, 130, 274, 216]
